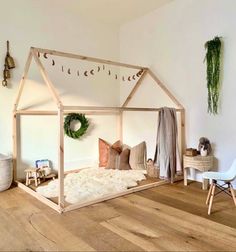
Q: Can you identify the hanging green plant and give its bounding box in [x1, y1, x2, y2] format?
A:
[204, 36, 222, 115]
[64, 113, 89, 139]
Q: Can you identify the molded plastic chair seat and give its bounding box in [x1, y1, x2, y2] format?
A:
[203, 158, 236, 182]
[202, 159, 236, 215]
[202, 171, 235, 182]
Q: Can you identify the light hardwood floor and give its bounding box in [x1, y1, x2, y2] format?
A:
[0, 181, 235, 251]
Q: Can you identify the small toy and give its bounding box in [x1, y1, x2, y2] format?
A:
[198, 137, 212, 156]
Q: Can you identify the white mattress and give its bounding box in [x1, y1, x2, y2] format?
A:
[36, 167, 147, 204]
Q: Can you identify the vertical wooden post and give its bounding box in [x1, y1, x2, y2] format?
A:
[58, 107, 65, 211]
[118, 112, 123, 141]
[180, 109, 186, 160]
[12, 111, 18, 181]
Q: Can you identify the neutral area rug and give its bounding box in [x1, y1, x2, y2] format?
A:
[36, 167, 147, 204]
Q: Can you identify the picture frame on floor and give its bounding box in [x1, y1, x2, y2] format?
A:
[35, 159, 50, 169]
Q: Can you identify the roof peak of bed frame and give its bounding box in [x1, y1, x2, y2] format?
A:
[31, 47, 148, 70]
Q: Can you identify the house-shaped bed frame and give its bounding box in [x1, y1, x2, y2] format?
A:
[13, 47, 185, 213]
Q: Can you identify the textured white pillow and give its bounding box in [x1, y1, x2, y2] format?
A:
[129, 141, 147, 170]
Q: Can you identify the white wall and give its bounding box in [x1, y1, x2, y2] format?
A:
[0, 0, 120, 178]
[120, 0, 236, 187]
[1, 0, 235, 187]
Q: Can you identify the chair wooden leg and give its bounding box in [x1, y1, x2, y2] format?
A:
[206, 182, 213, 205]
[208, 181, 216, 215]
[229, 183, 236, 206]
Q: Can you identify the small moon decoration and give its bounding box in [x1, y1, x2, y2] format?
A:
[132, 75, 136, 80]
[68, 68, 71, 74]
[52, 59, 55, 66]
[90, 69, 94, 75]
[128, 76, 131, 81]
[108, 70, 111, 75]
[115, 74, 118, 80]
[84, 71, 88, 77]
[97, 66, 100, 72]
[43, 53, 48, 59]
[137, 70, 143, 77]
[77, 70, 79, 76]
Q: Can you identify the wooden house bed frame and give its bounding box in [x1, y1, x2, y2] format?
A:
[13, 47, 185, 213]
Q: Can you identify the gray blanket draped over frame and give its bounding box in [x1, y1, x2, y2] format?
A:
[154, 107, 181, 183]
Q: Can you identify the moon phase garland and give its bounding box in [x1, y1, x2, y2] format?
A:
[38, 52, 143, 82]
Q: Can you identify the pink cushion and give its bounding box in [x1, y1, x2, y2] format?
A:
[98, 138, 122, 167]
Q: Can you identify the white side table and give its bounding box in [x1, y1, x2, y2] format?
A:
[183, 155, 214, 190]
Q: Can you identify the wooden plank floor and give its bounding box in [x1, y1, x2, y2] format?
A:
[0, 181, 235, 251]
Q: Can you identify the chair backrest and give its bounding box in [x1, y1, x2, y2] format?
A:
[226, 159, 236, 180]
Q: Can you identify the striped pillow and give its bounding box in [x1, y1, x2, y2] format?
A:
[129, 141, 147, 170]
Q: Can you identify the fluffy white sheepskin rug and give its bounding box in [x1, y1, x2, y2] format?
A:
[36, 167, 146, 204]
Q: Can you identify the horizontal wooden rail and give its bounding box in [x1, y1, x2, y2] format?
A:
[32, 47, 148, 70]
[63, 106, 184, 112]
[16, 110, 57, 115]
[15, 110, 120, 115]
[16, 107, 184, 116]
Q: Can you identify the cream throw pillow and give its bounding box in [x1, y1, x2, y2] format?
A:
[129, 141, 147, 170]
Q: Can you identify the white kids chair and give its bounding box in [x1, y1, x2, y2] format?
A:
[202, 159, 236, 215]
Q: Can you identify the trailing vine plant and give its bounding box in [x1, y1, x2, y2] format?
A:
[204, 36, 222, 115]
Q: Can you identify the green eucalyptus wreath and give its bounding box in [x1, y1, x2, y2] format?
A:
[64, 113, 89, 139]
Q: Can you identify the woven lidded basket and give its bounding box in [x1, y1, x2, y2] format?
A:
[0, 154, 13, 192]
[185, 148, 198, 157]
[146, 160, 159, 178]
